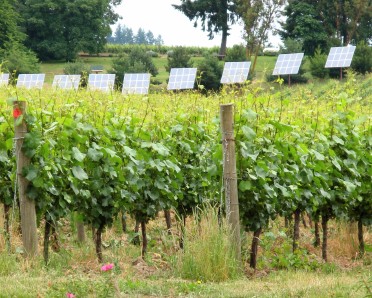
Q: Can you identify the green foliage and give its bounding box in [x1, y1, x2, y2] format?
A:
[351, 41, 372, 75]
[196, 54, 223, 91]
[225, 44, 247, 62]
[173, 206, 242, 282]
[1, 42, 40, 78]
[110, 46, 158, 89]
[20, 0, 122, 61]
[166, 46, 193, 72]
[280, 38, 303, 54]
[310, 48, 329, 79]
[280, 1, 329, 56]
[172, 0, 237, 55]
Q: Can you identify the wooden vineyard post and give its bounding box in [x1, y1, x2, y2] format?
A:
[220, 104, 241, 262]
[14, 101, 38, 257]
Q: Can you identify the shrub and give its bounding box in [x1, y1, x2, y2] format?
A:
[310, 48, 329, 79]
[225, 44, 246, 62]
[63, 60, 90, 87]
[1, 42, 39, 83]
[280, 38, 303, 54]
[196, 54, 223, 92]
[110, 46, 158, 89]
[166, 46, 192, 72]
[146, 50, 159, 57]
[351, 41, 372, 75]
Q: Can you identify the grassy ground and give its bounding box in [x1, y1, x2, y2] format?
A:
[0, 209, 371, 297]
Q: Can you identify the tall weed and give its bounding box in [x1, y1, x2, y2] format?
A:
[173, 206, 242, 282]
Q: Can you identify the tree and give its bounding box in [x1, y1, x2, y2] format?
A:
[110, 46, 158, 89]
[18, 0, 122, 61]
[0, 0, 39, 74]
[236, 0, 285, 73]
[134, 28, 146, 44]
[280, 0, 372, 55]
[279, 1, 329, 56]
[173, 0, 237, 56]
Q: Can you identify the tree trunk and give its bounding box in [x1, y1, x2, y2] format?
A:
[164, 209, 172, 235]
[92, 226, 97, 243]
[322, 215, 328, 262]
[141, 221, 147, 258]
[308, 214, 313, 228]
[293, 209, 301, 252]
[4, 204, 11, 250]
[121, 212, 127, 233]
[43, 219, 51, 265]
[77, 221, 85, 243]
[301, 212, 307, 228]
[358, 218, 364, 257]
[250, 228, 262, 269]
[132, 220, 140, 246]
[314, 220, 321, 247]
[95, 224, 104, 263]
[51, 225, 60, 252]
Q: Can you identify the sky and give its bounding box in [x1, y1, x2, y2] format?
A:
[113, 0, 282, 48]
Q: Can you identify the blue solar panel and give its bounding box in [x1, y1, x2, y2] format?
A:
[273, 53, 304, 75]
[122, 73, 151, 94]
[221, 62, 251, 84]
[167, 68, 197, 90]
[0, 73, 9, 86]
[88, 74, 115, 92]
[52, 75, 81, 90]
[325, 46, 356, 68]
[17, 74, 45, 89]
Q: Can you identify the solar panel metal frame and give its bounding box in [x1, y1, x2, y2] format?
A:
[0, 73, 10, 86]
[220, 61, 251, 84]
[167, 68, 197, 90]
[325, 46, 356, 68]
[272, 53, 304, 75]
[52, 75, 81, 90]
[16, 74, 45, 89]
[88, 74, 116, 92]
[122, 73, 151, 94]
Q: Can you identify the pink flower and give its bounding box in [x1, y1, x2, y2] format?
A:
[101, 263, 114, 271]
[66, 293, 75, 298]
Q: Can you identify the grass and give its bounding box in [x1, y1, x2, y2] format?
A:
[0, 206, 371, 297]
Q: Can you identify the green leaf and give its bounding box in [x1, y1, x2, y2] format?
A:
[241, 125, 256, 139]
[332, 135, 344, 145]
[87, 148, 103, 161]
[72, 147, 86, 162]
[239, 181, 252, 191]
[312, 149, 325, 161]
[72, 166, 88, 180]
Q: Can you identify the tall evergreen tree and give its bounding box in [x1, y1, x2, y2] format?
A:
[173, 0, 237, 56]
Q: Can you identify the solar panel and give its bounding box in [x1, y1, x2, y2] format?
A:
[220, 62, 251, 84]
[122, 73, 151, 94]
[167, 68, 197, 90]
[325, 46, 356, 68]
[0, 73, 9, 86]
[88, 74, 115, 92]
[52, 75, 81, 90]
[272, 53, 304, 75]
[16, 74, 45, 89]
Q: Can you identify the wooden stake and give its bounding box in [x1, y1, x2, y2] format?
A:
[14, 101, 38, 257]
[220, 104, 241, 262]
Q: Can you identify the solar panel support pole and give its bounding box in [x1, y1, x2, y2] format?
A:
[14, 101, 38, 257]
[220, 104, 241, 263]
[288, 75, 291, 87]
[340, 67, 343, 80]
